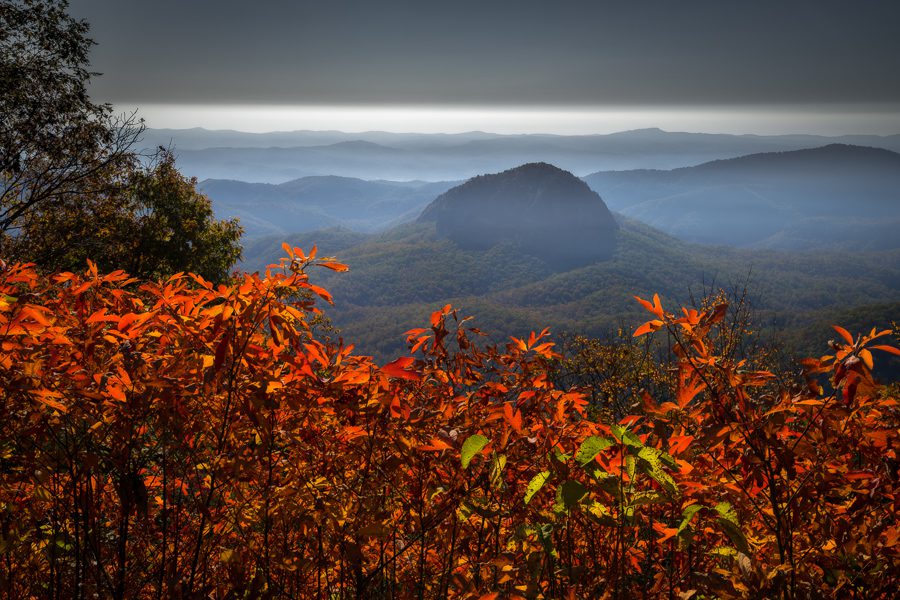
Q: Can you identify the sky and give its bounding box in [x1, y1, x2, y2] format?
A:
[68, 0, 900, 135]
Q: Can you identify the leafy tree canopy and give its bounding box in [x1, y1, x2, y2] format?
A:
[11, 150, 243, 281]
[1, 0, 242, 281]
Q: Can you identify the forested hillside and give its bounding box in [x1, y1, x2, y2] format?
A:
[308, 218, 900, 359]
[584, 144, 900, 249]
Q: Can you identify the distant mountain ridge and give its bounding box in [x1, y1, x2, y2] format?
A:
[419, 163, 617, 268]
[199, 175, 457, 239]
[148, 128, 900, 183]
[583, 144, 900, 250]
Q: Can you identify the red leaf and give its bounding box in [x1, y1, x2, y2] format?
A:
[214, 332, 231, 371]
[382, 356, 421, 381]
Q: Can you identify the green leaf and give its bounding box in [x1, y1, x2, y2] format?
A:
[575, 436, 615, 466]
[560, 480, 588, 508]
[537, 523, 557, 558]
[658, 449, 678, 469]
[678, 504, 704, 535]
[456, 502, 473, 521]
[586, 501, 616, 525]
[628, 490, 668, 506]
[714, 502, 749, 553]
[551, 446, 571, 464]
[611, 424, 643, 449]
[584, 465, 610, 480]
[709, 546, 739, 558]
[524, 470, 551, 504]
[714, 501, 738, 525]
[637, 446, 679, 496]
[489, 454, 507, 489]
[460, 434, 489, 469]
[718, 520, 749, 553]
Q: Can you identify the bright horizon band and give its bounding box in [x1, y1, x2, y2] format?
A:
[121, 103, 900, 136]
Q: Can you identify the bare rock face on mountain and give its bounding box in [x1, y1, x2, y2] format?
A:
[418, 163, 618, 268]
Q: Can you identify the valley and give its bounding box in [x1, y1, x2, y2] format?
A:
[181, 130, 898, 360]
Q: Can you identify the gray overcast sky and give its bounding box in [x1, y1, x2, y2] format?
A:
[68, 0, 900, 106]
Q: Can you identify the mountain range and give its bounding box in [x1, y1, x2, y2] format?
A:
[149, 127, 900, 183]
[584, 144, 900, 249]
[234, 161, 897, 360]
[181, 132, 900, 362]
[212, 143, 900, 263]
[200, 176, 456, 239]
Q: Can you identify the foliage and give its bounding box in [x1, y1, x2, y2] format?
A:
[121, 150, 242, 282]
[0, 252, 897, 598]
[1, 2, 241, 282]
[0, 0, 141, 243]
[7, 150, 243, 282]
[312, 219, 900, 361]
[551, 330, 671, 422]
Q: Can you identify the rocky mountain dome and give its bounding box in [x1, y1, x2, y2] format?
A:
[418, 162, 618, 268]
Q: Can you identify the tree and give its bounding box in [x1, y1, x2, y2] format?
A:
[123, 150, 243, 282]
[1, 1, 243, 281]
[0, 0, 141, 242]
[12, 149, 243, 281]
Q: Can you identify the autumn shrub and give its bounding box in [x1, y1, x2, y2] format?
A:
[0, 251, 897, 599]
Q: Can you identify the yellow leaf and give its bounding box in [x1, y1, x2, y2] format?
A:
[859, 348, 874, 370]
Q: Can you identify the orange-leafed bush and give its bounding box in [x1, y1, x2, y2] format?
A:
[0, 253, 897, 599]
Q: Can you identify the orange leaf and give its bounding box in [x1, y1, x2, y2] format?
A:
[33, 390, 67, 413]
[669, 435, 694, 455]
[85, 309, 117, 324]
[832, 325, 854, 345]
[20, 305, 51, 326]
[634, 295, 664, 318]
[677, 368, 705, 408]
[308, 284, 333, 304]
[303, 342, 327, 366]
[859, 348, 874, 370]
[633, 320, 663, 337]
[382, 356, 421, 381]
[418, 437, 452, 452]
[503, 402, 523, 434]
[107, 385, 126, 402]
[872, 344, 900, 357]
[319, 261, 349, 272]
[653, 523, 679, 543]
